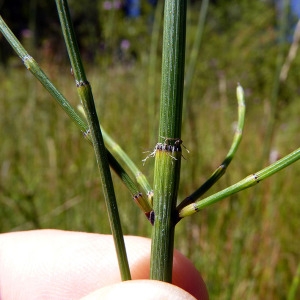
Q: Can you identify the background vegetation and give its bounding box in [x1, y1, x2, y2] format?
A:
[1, 1, 300, 299]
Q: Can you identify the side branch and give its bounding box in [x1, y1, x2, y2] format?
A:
[179, 147, 300, 218]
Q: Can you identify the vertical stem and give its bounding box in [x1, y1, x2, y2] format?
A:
[158, 1, 186, 140]
[55, 0, 131, 280]
[150, 0, 187, 282]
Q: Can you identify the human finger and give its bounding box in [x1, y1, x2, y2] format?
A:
[0, 230, 208, 299]
[81, 279, 197, 300]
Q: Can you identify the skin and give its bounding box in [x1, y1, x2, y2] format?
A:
[0, 230, 209, 300]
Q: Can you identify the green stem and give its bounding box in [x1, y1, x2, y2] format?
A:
[150, 0, 187, 282]
[0, 14, 150, 225]
[55, 0, 130, 280]
[101, 128, 153, 219]
[102, 128, 153, 203]
[260, 0, 289, 166]
[179, 147, 300, 218]
[177, 83, 245, 213]
[183, 0, 209, 103]
[0, 16, 88, 134]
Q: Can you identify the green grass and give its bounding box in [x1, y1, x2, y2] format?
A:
[1, 1, 300, 299]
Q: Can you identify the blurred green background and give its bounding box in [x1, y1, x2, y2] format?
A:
[1, 1, 300, 299]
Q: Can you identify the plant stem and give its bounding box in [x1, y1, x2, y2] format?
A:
[179, 147, 300, 218]
[0, 16, 88, 134]
[101, 127, 153, 220]
[101, 128, 153, 202]
[55, 0, 131, 280]
[260, 0, 289, 166]
[0, 14, 150, 226]
[183, 0, 209, 103]
[177, 83, 245, 213]
[150, 0, 187, 282]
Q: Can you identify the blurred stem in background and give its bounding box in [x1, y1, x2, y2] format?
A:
[261, 0, 289, 166]
[148, 0, 163, 147]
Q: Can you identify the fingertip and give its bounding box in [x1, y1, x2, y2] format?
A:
[80, 280, 197, 300]
[173, 250, 209, 300]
